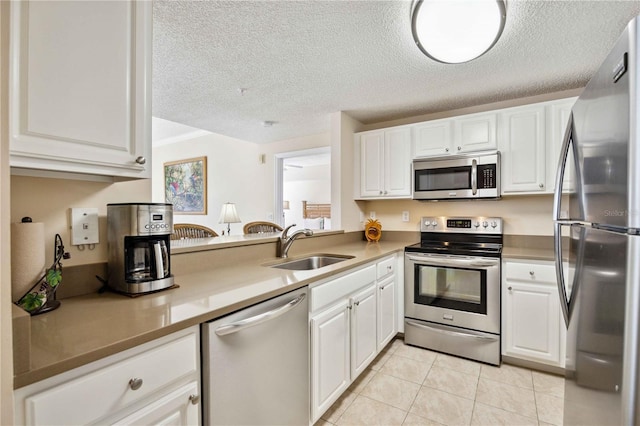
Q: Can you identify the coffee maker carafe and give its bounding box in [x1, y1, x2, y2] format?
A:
[107, 203, 174, 295]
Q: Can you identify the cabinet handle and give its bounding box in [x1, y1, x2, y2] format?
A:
[354, 300, 360, 306]
[379, 191, 383, 195]
[383, 190, 388, 195]
[189, 394, 201, 405]
[529, 271, 535, 276]
[135, 156, 147, 165]
[508, 286, 512, 291]
[457, 146, 462, 151]
[539, 183, 544, 188]
[347, 304, 353, 310]
[387, 265, 392, 271]
[445, 148, 449, 152]
[128, 378, 143, 391]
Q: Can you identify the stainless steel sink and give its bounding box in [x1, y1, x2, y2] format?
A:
[270, 254, 355, 271]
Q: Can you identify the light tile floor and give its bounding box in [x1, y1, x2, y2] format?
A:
[315, 338, 564, 426]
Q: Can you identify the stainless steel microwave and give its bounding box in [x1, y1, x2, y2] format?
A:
[412, 152, 501, 200]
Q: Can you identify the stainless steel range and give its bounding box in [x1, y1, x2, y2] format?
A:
[404, 216, 503, 365]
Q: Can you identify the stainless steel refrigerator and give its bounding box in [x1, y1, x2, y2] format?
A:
[554, 15, 640, 426]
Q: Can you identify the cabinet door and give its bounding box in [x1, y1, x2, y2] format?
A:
[359, 131, 385, 197]
[111, 381, 200, 426]
[453, 112, 497, 153]
[413, 119, 453, 157]
[503, 281, 562, 366]
[377, 276, 396, 351]
[548, 98, 578, 194]
[500, 105, 547, 193]
[311, 299, 350, 423]
[383, 127, 412, 197]
[9, 1, 151, 178]
[350, 284, 377, 378]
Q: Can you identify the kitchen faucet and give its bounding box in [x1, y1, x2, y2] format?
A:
[277, 224, 313, 258]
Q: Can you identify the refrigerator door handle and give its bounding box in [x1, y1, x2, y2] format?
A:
[553, 112, 574, 221]
[553, 222, 571, 327]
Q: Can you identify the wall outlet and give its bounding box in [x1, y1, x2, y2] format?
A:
[70, 208, 99, 245]
[359, 211, 364, 222]
[266, 212, 274, 220]
[369, 211, 376, 220]
[402, 211, 410, 222]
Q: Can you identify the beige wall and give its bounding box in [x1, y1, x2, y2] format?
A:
[332, 111, 365, 232]
[10, 177, 151, 266]
[364, 194, 555, 236]
[1, 1, 13, 420]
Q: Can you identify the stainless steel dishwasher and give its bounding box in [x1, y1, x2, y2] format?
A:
[202, 287, 309, 425]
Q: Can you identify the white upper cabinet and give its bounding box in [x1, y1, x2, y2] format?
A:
[412, 113, 496, 158]
[9, 1, 152, 179]
[453, 112, 497, 153]
[356, 127, 411, 199]
[413, 118, 453, 157]
[499, 104, 547, 193]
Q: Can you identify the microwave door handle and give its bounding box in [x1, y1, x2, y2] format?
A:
[153, 242, 164, 279]
[553, 112, 574, 221]
[471, 159, 478, 195]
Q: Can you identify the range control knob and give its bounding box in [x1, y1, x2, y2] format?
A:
[491, 221, 498, 228]
[474, 222, 480, 228]
[482, 221, 489, 228]
[431, 221, 438, 227]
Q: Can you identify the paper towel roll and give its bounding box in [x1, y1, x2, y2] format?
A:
[11, 221, 46, 302]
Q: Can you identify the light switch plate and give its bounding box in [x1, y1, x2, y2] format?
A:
[370, 211, 376, 219]
[402, 211, 410, 222]
[71, 208, 99, 245]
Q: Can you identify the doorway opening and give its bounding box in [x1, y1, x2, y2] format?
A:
[275, 147, 331, 231]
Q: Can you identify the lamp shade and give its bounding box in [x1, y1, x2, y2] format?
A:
[412, 0, 506, 64]
[218, 203, 241, 224]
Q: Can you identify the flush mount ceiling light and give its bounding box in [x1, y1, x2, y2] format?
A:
[411, 0, 506, 64]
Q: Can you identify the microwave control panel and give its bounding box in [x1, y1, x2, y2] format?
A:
[477, 164, 497, 189]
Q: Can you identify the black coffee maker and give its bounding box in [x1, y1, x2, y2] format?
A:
[107, 203, 174, 295]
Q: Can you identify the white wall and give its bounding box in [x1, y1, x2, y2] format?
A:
[152, 132, 270, 236]
[283, 164, 331, 229]
[152, 131, 332, 235]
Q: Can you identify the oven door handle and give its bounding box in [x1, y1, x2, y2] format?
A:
[406, 254, 499, 268]
[405, 320, 498, 342]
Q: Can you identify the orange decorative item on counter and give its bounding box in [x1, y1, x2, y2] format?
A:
[364, 218, 382, 242]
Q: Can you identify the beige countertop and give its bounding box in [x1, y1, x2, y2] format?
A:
[502, 235, 555, 261]
[15, 235, 410, 389]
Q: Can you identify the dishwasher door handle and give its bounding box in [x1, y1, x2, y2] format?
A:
[214, 293, 306, 336]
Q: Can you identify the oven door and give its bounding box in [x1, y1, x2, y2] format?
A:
[405, 252, 501, 334]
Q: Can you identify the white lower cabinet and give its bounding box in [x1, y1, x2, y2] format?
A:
[14, 326, 201, 426]
[350, 284, 378, 378]
[502, 260, 566, 368]
[310, 255, 398, 423]
[112, 381, 200, 426]
[311, 299, 351, 421]
[377, 275, 396, 351]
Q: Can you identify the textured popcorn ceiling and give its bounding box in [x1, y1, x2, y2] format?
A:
[153, 0, 640, 143]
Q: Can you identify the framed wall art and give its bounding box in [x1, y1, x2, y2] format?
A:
[164, 156, 207, 214]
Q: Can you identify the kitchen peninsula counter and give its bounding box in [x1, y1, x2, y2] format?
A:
[14, 232, 413, 389]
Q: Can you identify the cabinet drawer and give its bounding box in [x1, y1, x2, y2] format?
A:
[311, 265, 376, 312]
[376, 256, 395, 280]
[505, 261, 556, 284]
[22, 331, 198, 426]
